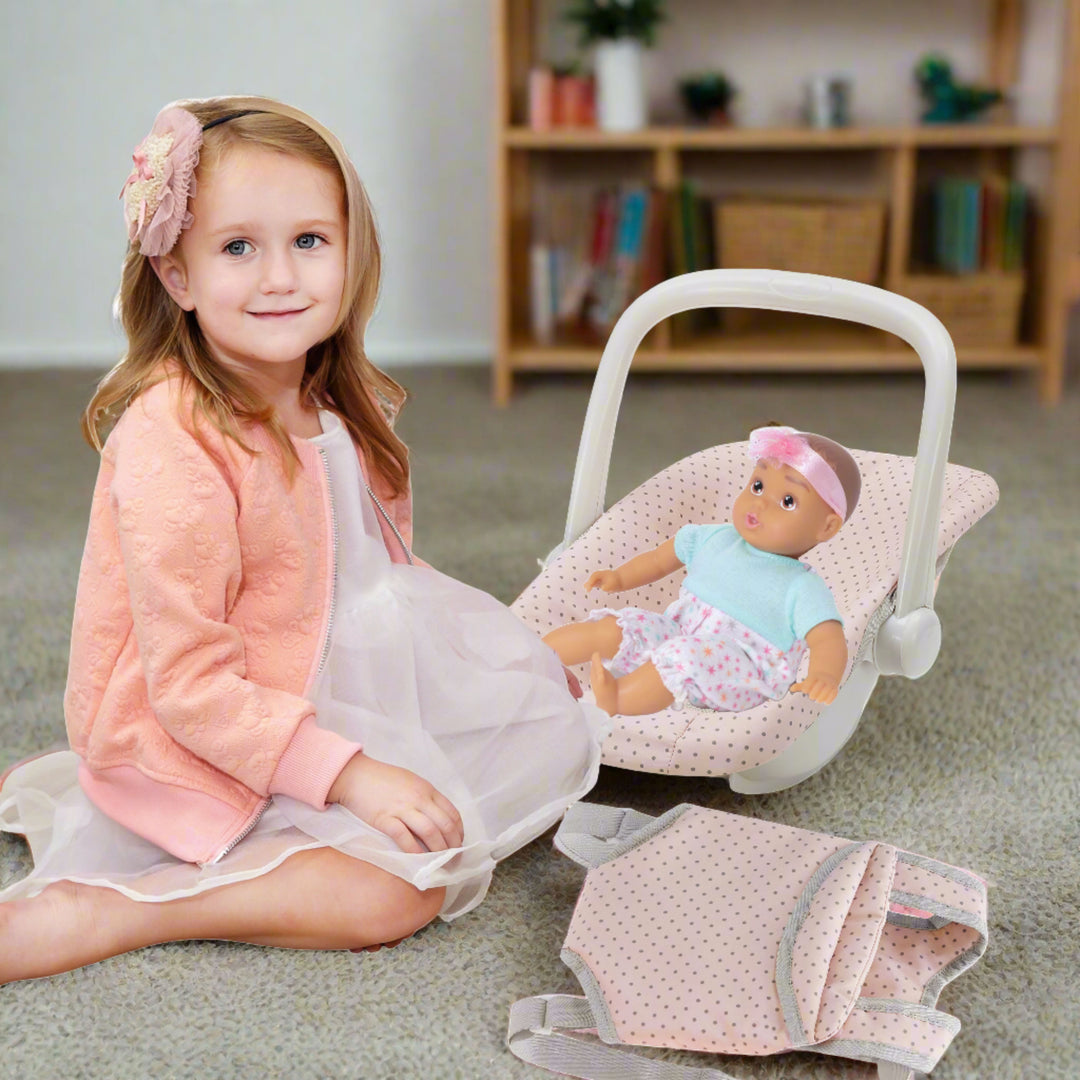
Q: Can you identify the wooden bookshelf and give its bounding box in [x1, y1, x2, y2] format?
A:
[492, 0, 1080, 405]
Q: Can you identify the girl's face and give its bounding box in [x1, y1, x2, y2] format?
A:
[732, 458, 842, 557]
[156, 145, 347, 387]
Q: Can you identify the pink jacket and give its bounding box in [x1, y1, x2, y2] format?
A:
[64, 377, 415, 864]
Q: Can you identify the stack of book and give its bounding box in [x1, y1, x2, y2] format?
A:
[529, 181, 716, 343]
[933, 177, 1028, 274]
[528, 66, 595, 129]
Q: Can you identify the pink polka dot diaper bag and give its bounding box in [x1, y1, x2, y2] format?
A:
[508, 802, 988, 1080]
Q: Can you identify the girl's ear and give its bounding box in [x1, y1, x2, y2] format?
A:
[149, 254, 196, 312]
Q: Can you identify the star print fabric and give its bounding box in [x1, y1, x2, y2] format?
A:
[590, 587, 806, 711]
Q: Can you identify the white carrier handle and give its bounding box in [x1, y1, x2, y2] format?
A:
[560, 269, 956, 626]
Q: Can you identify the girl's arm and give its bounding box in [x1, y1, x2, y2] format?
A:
[96, 388, 358, 809]
[791, 620, 847, 704]
[586, 537, 683, 593]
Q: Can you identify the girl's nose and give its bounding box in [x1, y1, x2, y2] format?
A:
[260, 247, 299, 293]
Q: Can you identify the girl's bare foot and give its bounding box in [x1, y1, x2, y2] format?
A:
[0, 880, 134, 983]
[590, 653, 618, 716]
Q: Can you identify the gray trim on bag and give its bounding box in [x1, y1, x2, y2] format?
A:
[555, 802, 694, 869]
[895, 849, 984, 894]
[775, 842, 875, 1047]
[561, 948, 621, 1045]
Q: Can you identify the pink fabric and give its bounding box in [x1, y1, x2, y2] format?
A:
[268, 716, 361, 807]
[748, 425, 848, 520]
[559, 805, 987, 1072]
[65, 375, 415, 864]
[120, 106, 204, 256]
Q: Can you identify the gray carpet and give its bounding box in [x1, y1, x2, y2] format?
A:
[2, 365, 1078, 1080]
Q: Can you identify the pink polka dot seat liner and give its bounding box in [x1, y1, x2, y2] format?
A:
[512, 442, 998, 780]
[508, 801, 989, 1079]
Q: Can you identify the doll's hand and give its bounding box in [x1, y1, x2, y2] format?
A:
[791, 674, 840, 704]
[585, 569, 623, 593]
[327, 753, 464, 854]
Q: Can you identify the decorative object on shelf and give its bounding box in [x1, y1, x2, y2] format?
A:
[564, 0, 667, 132]
[678, 72, 737, 126]
[529, 64, 595, 129]
[803, 74, 852, 128]
[916, 54, 1003, 123]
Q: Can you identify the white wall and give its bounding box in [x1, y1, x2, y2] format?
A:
[0, 0, 1066, 370]
[0, 0, 495, 368]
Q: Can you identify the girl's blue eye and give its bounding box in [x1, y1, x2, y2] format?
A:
[296, 233, 323, 250]
[751, 479, 764, 495]
[781, 494, 797, 510]
[225, 239, 251, 257]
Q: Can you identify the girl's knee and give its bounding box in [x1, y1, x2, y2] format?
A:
[377, 880, 444, 944]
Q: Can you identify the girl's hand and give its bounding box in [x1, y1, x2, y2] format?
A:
[585, 569, 623, 593]
[327, 753, 464, 854]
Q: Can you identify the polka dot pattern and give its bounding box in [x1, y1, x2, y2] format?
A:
[555, 805, 987, 1071]
[512, 443, 998, 776]
[563, 808, 893, 1054]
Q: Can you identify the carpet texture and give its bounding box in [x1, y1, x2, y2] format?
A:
[1, 365, 1077, 1080]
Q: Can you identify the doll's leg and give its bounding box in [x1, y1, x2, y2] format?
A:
[590, 654, 675, 717]
[0, 848, 445, 984]
[543, 615, 622, 666]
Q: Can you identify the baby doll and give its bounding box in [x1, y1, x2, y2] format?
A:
[543, 426, 862, 717]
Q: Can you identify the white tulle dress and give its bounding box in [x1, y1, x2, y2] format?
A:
[0, 411, 609, 919]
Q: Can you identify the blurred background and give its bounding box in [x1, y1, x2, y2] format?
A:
[2, 0, 1078, 404]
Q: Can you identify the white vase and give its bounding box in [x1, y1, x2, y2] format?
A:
[594, 38, 647, 132]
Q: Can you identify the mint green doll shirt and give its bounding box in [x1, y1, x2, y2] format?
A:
[673, 524, 841, 651]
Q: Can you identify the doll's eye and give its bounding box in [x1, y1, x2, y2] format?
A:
[750, 479, 764, 495]
[781, 494, 797, 511]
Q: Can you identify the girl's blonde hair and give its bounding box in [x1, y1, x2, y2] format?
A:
[84, 95, 409, 496]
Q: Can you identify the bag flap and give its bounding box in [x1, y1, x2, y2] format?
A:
[778, 840, 897, 1046]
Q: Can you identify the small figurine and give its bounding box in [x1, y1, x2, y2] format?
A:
[916, 55, 1003, 123]
[543, 426, 862, 717]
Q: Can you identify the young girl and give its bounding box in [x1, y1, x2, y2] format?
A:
[544, 426, 861, 717]
[0, 96, 607, 982]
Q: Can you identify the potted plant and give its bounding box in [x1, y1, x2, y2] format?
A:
[564, 0, 666, 132]
[679, 72, 738, 126]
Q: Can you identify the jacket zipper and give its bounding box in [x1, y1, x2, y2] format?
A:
[209, 445, 340, 866]
[365, 483, 414, 565]
[314, 445, 341, 682]
[210, 798, 270, 863]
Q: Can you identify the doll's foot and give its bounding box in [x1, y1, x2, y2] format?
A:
[590, 653, 618, 716]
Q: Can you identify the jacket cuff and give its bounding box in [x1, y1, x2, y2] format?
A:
[268, 716, 362, 809]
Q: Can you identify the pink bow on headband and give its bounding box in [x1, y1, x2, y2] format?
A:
[747, 426, 847, 520]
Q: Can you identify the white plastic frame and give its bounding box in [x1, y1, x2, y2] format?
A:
[554, 269, 957, 793]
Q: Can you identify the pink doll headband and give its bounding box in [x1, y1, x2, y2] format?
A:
[119, 106, 264, 256]
[747, 425, 848, 520]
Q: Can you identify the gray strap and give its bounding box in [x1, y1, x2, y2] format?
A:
[507, 996, 744, 1080]
[553, 802, 659, 868]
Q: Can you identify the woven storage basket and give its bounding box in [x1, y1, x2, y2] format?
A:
[900, 272, 1025, 347]
[716, 197, 886, 283]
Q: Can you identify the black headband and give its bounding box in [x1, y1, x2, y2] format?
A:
[201, 109, 266, 132]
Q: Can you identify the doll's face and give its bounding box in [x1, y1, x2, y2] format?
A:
[732, 459, 842, 557]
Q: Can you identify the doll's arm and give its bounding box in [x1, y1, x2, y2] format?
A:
[791, 620, 847, 704]
[586, 537, 683, 593]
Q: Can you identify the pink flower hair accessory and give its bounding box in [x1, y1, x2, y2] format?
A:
[747, 425, 848, 520]
[120, 105, 204, 256]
